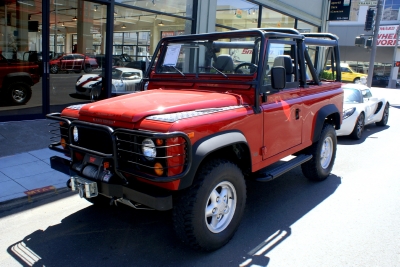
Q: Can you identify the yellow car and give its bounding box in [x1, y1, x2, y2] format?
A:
[326, 63, 367, 83]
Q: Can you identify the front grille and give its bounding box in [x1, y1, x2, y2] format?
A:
[47, 115, 191, 180]
[114, 129, 190, 179]
[125, 83, 141, 92]
[69, 121, 114, 155]
[72, 127, 113, 154]
[76, 85, 87, 92]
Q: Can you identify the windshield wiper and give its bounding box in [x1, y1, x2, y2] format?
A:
[164, 65, 186, 77]
[210, 65, 228, 78]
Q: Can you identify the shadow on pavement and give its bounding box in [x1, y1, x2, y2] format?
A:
[5, 168, 341, 266]
[337, 124, 390, 145]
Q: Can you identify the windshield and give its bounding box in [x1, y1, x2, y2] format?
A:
[111, 69, 123, 79]
[154, 34, 261, 76]
[343, 88, 363, 103]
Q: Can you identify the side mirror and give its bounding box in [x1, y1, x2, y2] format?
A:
[271, 66, 286, 90]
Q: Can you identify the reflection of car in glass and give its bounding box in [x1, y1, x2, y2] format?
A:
[75, 67, 143, 100]
[112, 53, 134, 66]
[49, 53, 98, 74]
[0, 53, 41, 105]
[371, 75, 400, 88]
[336, 84, 389, 139]
[326, 63, 367, 83]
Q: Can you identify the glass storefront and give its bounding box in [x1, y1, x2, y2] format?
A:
[0, 0, 320, 122]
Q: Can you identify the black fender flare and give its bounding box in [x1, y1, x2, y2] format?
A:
[3, 72, 33, 88]
[179, 130, 249, 189]
[312, 104, 341, 143]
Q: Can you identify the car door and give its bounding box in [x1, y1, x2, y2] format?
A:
[261, 42, 302, 160]
[361, 88, 379, 123]
[341, 67, 353, 82]
[73, 54, 85, 71]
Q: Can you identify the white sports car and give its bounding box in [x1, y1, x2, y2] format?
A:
[75, 67, 143, 100]
[336, 84, 390, 139]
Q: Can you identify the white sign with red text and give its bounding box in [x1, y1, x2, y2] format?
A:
[377, 25, 400, 46]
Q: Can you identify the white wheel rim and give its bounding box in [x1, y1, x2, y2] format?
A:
[205, 181, 237, 233]
[320, 136, 333, 169]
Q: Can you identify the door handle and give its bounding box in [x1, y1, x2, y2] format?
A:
[295, 108, 300, 120]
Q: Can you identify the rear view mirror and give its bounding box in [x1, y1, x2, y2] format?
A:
[271, 66, 286, 90]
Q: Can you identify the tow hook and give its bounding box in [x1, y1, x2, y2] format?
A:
[109, 196, 118, 206]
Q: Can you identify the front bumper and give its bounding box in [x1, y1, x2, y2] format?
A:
[51, 155, 173, 210]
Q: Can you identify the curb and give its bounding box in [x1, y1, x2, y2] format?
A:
[0, 187, 72, 213]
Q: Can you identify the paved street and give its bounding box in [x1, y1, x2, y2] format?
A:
[0, 88, 399, 266]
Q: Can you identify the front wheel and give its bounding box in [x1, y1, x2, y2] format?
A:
[173, 159, 246, 251]
[354, 78, 360, 84]
[301, 123, 337, 181]
[350, 112, 365, 140]
[7, 82, 32, 105]
[376, 103, 389, 126]
[84, 64, 93, 73]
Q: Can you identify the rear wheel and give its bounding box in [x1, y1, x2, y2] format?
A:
[7, 81, 32, 105]
[50, 64, 59, 74]
[84, 64, 93, 73]
[350, 113, 365, 139]
[376, 103, 389, 126]
[354, 78, 360, 84]
[301, 123, 337, 181]
[173, 159, 246, 251]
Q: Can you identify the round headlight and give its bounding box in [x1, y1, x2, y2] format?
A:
[142, 138, 156, 160]
[73, 126, 79, 142]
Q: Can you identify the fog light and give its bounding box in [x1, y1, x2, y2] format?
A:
[73, 126, 79, 142]
[154, 162, 164, 176]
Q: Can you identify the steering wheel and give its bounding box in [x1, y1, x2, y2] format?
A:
[234, 63, 257, 74]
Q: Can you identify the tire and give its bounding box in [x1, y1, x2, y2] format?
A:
[301, 123, 337, 181]
[350, 113, 365, 140]
[376, 103, 389, 126]
[354, 78, 360, 84]
[50, 64, 59, 74]
[172, 159, 246, 251]
[84, 64, 93, 73]
[7, 81, 32, 105]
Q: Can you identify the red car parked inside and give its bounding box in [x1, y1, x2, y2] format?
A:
[49, 53, 98, 74]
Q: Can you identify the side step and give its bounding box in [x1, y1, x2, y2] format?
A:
[254, 154, 312, 182]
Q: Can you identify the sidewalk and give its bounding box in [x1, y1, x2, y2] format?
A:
[0, 87, 399, 208]
[0, 119, 69, 207]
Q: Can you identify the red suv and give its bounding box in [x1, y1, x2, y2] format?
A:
[49, 53, 98, 74]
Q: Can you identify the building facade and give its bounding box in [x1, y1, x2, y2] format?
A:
[329, 0, 400, 78]
[0, 0, 328, 122]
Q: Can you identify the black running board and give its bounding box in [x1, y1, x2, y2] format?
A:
[255, 154, 312, 182]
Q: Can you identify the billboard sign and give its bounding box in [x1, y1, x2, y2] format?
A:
[329, 0, 352, 20]
[377, 25, 400, 46]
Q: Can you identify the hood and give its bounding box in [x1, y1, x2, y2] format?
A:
[78, 89, 241, 123]
[77, 75, 102, 86]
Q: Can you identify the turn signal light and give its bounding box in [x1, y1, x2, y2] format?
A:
[156, 139, 163, 146]
[154, 162, 164, 176]
[60, 137, 67, 149]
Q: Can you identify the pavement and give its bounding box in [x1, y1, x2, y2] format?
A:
[0, 119, 70, 209]
[0, 86, 399, 210]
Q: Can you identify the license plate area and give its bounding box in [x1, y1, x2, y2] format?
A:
[71, 176, 98, 198]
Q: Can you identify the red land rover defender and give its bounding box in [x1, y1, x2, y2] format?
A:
[47, 28, 343, 251]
